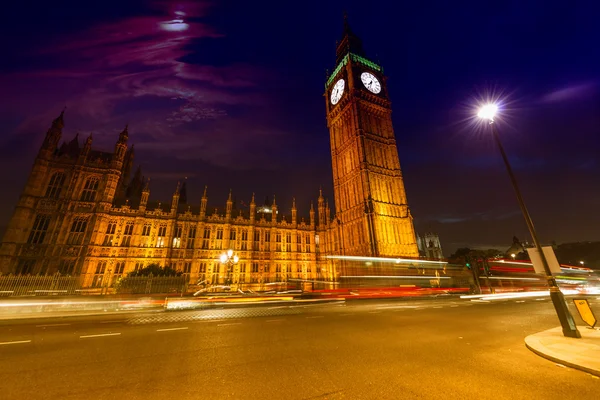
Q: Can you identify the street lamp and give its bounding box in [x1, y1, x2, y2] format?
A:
[511, 253, 516, 260]
[220, 249, 239, 287]
[477, 103, 581, 338]
[579, 261, 585, 267]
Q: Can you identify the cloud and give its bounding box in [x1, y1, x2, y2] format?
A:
[0, 0, 274, 167]
[540, 82, 598, 103]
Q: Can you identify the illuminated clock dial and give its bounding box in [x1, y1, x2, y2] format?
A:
[330, 79, 345, 105]
[361, 72, 381, 94]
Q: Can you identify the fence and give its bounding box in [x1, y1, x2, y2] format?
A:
[0, 274, 82, 297]
[0, 273, 189, 297]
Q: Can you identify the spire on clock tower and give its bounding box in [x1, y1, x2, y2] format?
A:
[336, 12, 365, 64]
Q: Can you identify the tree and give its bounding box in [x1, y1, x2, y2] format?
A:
[126, 263, 182, 277]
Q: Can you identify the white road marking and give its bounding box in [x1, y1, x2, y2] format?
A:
[156, 327, 188, 332]
[306, 316, 324, 319]
[432, 306, 443, 309]
[266, 319, 285, 323]
[80, 333, 121, 339]
[0, 340, 31, 345]
[516, 301, 526, 303]
[450, 305, 459, 308]
[535, 298, 546, 301]
[217, 322, 242, 327]
[36, 323, 71, 328]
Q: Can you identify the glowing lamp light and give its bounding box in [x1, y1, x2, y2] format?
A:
[233, 255, 239, 264]
[227, 249, 234, 258]
[219, 254, 227, 263]
[511, 253, 516, 259]
[477, 104, 498, 121]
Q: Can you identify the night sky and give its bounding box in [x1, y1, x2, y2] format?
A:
[1, 0, 598, 255]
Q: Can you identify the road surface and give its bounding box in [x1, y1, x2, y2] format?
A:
[1, 296, 598, 399]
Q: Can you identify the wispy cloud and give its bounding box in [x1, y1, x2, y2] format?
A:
[0, 0, 279, 169]
[540, 82, 598, 103]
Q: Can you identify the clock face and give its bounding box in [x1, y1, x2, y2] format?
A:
[361, 72, 381, 94]
[330, 79, 345, 105]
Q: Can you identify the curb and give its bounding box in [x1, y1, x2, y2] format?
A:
[525, 332, 600, 377]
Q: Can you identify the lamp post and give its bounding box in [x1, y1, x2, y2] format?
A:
[477, 104, 581, 338]
[511, 253, 516, 260]
[219, 249, 239, 288]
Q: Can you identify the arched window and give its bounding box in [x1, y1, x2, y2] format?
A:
[80, 178, 99, 202]
[45, 172, 66, 199]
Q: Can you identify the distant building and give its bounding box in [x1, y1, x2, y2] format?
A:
[417, 233, 444, 260]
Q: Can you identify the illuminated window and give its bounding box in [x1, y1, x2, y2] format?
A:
[45, 172, 66, 199]
[27, 214, 51, 244]
[172, 224, 182, 248]
[157, 225, 166, 247]
[80, 178, 99, 202]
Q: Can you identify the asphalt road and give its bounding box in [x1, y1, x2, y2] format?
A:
[1, 296, 598, 399]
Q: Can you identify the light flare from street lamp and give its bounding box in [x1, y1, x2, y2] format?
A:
[220, 254, 227, 263]
[233, 255, 239, 263]
[227, 249, 233, 257]
[477, 103, 498, 121]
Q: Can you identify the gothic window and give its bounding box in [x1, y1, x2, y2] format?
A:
[27, 214, 51, 244]
[199, 263, 207, 273]
[121, 223, 134, 247]
[16, 259, 35, 275]
[306, 235, 311, 245]
[264, 264, 270, 273]
[58, 259, 77, 275]
[103, 222, 117, 246]
[45, 172, 66, 199]
[265, 231, 271, 242]
[80, 177, 99, 202]
[172, 224, 182, 248]
[183, 262, 191, 274]
[93, 261, 107, 287]
[203, 228, 211, 239]
[187, 226, 196, 249]
[67, 217, 88, 245]
[216, 229, 223, 240]
[156, 224, 167, 247]
[251, 263, 259, 273]
[230, 229, 236, 241]
[114, 261, 125, 275]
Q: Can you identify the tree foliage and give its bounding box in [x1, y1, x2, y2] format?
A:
[126, 263, 182, 277]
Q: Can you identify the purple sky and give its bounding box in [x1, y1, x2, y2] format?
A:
[1, 0, 599, 255]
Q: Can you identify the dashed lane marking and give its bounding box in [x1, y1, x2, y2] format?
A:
[80, 333, 121, 339]
[156, 327, 188, 332]
[0, 340, 31, 345]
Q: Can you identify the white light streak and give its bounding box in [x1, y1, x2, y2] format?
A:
[326, 255, 447, 265]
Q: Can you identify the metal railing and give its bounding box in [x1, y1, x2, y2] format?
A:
[0, 274, 81, 297]
[0, 273, 189, 297]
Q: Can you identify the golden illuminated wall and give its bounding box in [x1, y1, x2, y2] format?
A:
[0, 112, 335, 285]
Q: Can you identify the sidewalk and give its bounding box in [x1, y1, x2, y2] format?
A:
[525, 326, 600, 377]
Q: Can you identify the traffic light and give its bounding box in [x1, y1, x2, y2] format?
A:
[466, 262, 471, 269]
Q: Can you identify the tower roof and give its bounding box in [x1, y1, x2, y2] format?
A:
[336, 13, 365, 64]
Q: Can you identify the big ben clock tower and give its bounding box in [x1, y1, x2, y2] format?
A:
[325, 15, 419, 258]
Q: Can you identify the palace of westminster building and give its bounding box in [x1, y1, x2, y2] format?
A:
[0, 19, 443, 286]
